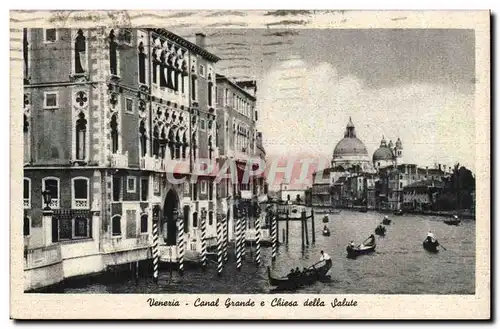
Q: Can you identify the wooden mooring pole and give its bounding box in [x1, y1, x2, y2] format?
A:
[303, 211, 309, 246]
[285, 210, 289, 245]
[301, 216, 305, 250]
[311, 209, 316, 244]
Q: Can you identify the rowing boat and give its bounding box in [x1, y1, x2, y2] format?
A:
[423, 238, 440, 253]
[267, 259, 332, 289]
[346, 236, 376, 258]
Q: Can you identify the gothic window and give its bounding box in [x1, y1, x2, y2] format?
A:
[192, 133, 197, 160]
[191, 76, 197, 100]
[23, 178, 30, 209]
[75, 112, 87, 161]
[168, 129, 175, 160]
[23, 216, 30, 236]
[152, 47, 158, 84]
[208, 136, 213, 160]
[192, 212, 198, 228]
[192, 183, 198, 201]
[139, 120, 147, 157]
[42, 177, 60, 209]
[175, 130, 181, 159]
[209, 181, 213, 200]
[112, 176, 121, 201]
[208, 79, 213, 107]
[140, 177, 149, 201]
[72, 177, 89, 209]
[140, 214, 148, 233]
[112, 215, 122, 236]
[182, 131, 187, 159]
[75, 29, 87, 74]
[166, 51, 174, 89]
[159, 50, 167, 87]
[23, 114, 29, 163]
[208, 211, 213, 226]
[109, 30, 118, 76]
[138, 42, 146, 84]
[152, 126, 160, 157]
[110, 114, 119, 154]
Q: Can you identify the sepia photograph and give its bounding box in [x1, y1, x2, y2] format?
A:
[10, 9, 490, 319]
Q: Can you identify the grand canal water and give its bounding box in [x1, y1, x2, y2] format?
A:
[52, 209, 475, 295]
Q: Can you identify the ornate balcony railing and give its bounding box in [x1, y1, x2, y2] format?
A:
[109, 152, 129, 168]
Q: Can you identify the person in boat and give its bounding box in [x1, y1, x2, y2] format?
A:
[320, 250, 331, 262]
[426, 231, 435, 242]
[384, 215, 389, 220]
[287, 269, 296, 279]
[323, 225, 328, 231]
[349, 240, 356, 248]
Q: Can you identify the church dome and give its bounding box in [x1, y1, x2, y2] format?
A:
[372, 147, 394, 162]
[332, 117, 369, 158]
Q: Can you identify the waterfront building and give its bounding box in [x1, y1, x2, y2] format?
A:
[279, 184, 306, 204]
[22, 27, 220, 290]
[215, 74, 262, 239]
[402, 179, 445, 211]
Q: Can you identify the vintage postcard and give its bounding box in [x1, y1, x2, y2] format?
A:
[10, 9, 490, 320]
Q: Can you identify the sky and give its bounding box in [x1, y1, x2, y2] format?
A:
[179, 23, 476, 186]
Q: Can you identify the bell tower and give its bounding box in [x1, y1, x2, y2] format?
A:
[395, 137, 403, 165]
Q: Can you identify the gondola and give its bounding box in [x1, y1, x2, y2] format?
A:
[322, 216, 329, 223]
[359, 207, 368, 213]
[374, 225, 386, 236]
[322, 227, 331, 236]
[382, 217, 391, 225]
[423, 238, 440, 253]
[267, 259, 333, 290]
[346, 236, 376, 258]
[443, 216, 461, 226]
[394, 209, 404, 216]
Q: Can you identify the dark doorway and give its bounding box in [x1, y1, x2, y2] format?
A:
[162, 189, 179, 246]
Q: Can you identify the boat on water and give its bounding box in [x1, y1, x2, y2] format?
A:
[322, 227, 331, 236]
[359, 207, 368, 213]
[346, 235, 376, 258]
[374, 225, 386, 236]
[382, 216, 391, 225]
[322, 216, 329, 223]
[394, 209, 404, 216]
[267, 259, 333, 290]
[423, 238, 440, 253]
[444, 215, 461, 226]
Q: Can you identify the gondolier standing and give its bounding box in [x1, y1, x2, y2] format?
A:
[320, 250, 332, 266]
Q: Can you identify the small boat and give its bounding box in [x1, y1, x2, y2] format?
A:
[374, 225, 386, 236]
[359, 207, 368, 213]
[346, 236, 376, 258]
[444, 216, 461, 226]
[382, 217, 391, 225]
[423, 238, 440, 253]
[267, 259, 333, 290]
[322, 216, 329, 223]
[394, 209, 404, 216]
[322, 227, 331, 236]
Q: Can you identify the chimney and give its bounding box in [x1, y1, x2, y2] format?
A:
[195, 33, 206, 48]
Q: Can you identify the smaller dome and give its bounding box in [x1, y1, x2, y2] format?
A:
[373, 147, 394, 162]
[395, 137, 403, 149]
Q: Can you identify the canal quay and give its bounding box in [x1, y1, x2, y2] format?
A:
[40, 208, 475, 295]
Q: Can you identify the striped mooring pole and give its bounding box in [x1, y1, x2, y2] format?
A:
[216, 214, 223, 276]
[200, 208, 207, 269]
[241, 214, 246, 259]
[271, 215, 277, 262]
[255, 214, 261, 266]
[152, 219, 159, 283]
[236, 215, 242, 271]
[177, 210, 184, 275]
[222, 215, 228, 263]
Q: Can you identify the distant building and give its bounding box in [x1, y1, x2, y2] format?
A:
[279, 184, 306, 204]
[402, 179, 445, 211]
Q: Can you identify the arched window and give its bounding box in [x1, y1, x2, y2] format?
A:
[72, 177, 89, 209]
[75, 29, 86, 74]
[42, 177, 60, 209]
[139, 120, 147, 157]
[208, 211, 213, 226]
[24, 114, 30, 163]
[182, 131, 188, 160]
[75, 112, 87, 160]
[152, 125, 159, 157]
[110, 114, 119, 154]
[192, 212, 198, 228]
[208, 79, 213, 107]
[152, 46, 158, 84]
[23, 178, 30, 209]
[175, 130, 181, 159]
[140, 214, 148, 233]
[112, 215, 121, 236]
[109, 30, 118, 76]
[159, 50, 167, 87]
[138, 42, 146, 84]
[23, 216, 30, 236]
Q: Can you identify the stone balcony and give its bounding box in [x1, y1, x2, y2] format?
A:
[109, 152, 129, 169]
[140, 155, 165, 172]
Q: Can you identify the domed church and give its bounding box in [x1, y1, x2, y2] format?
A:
[331, 117, 372, 172]
[372, 136, 403, 169]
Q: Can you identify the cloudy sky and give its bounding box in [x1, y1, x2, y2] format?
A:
[185, 26, 476, 175]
